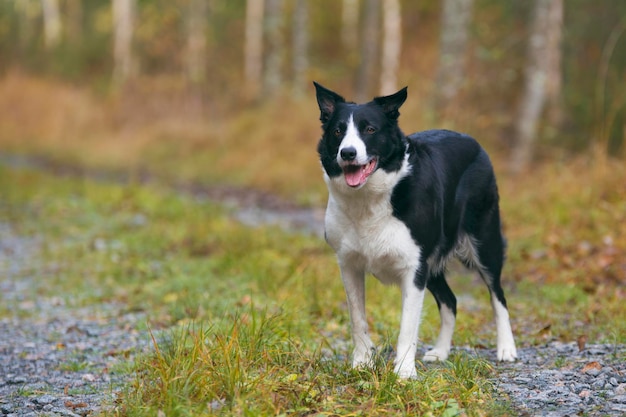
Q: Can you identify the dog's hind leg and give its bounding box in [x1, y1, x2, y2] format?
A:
[339, 263, 376, 369]
[472, 222, 518, 362]
[423, 272, 456, 361]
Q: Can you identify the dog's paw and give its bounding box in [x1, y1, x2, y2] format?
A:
[394, 363, 418, 379]
[352, 346, 376, 368]
[422, 348, 449, 362]
[497, 344, 518, 362]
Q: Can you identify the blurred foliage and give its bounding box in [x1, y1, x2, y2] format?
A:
[0, 0, 624, 154]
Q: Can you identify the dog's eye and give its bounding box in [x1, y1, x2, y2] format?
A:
[366, 126, 376, 134]
[334, 128, 342, 137]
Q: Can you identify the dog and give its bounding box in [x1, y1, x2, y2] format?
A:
[314, 82, 517, 378]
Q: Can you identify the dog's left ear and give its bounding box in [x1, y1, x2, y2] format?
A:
[314, 81, 345, 124]
[373, 87, 408, 119]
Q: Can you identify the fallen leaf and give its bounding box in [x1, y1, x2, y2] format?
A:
[581, 361, 601, 374]
[537, 323, 552, 337]
[65, 401, 88, 409]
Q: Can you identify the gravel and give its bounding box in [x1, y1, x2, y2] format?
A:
[2, 218, 625, 416]
[0, 223, 150, 416]
[482, 342, 626, 416]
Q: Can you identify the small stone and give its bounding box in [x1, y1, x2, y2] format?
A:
[8, 375, 28, 384]
[35, 394, 57, 405]
[614, 395, 626, 404]
[209, 398, 225, 411]
[609, 377, 619, 386]
[581, 361, 602, 376]
[81, 373, 96, 382]
[50, 407, 80, 417]
[571, 383, 590, 394]
[591, 379, 605, 389]
[616, 383, 626, 395]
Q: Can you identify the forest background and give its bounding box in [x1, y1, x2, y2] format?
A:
[0, 0, 624, 192]
[1, 1, 626, 415]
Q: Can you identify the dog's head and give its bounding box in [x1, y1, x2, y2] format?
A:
[314, 82, 408, 189]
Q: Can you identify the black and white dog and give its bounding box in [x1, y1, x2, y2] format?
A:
[314, 82, 517, 378]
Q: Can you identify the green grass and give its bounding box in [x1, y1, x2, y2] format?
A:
[1, 162, 624, 416]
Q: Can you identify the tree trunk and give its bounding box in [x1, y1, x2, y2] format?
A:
[112, 0, 135, 87]
[434, 0, 474, 110]
[244, 0, 264, 100]
[510, 0, 552, 173]
[545, 0, 564, 127]
[263, 0, 285, 96]
[341, 0, 359, 53]
[66, 0, 83, 43]
[16, 0, 38, 52]
[355, 0, 380, 102]
[292, 0, 309, 96]
[41, 0, 61, 49]
[185, 0, 208, 86]
[379, 0, 402, 95]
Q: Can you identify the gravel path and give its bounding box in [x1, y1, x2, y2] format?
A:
[2, 215, 625, 416]
[0, 223, 149, 416]
[480, 342, 626, 416]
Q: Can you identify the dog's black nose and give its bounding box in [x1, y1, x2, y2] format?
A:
[340, 147, 357, 161]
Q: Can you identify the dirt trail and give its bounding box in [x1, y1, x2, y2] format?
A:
[0, 154, 325, 237]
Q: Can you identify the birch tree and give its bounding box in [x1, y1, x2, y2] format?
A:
[16, 0, 39, 51]
[355, 0, 380, 102]
[66, 0, 83, 42]
[244, 0, 264, 99]
[41, 0, 61, 49]
[545, 0, 564, 127]
[379, 0, 402, 95]
[263, 0, 285, 95]
[341, 0, 359, 53]
[511, 0, 562, 173]
[292, 0, 309, 96]
[112, 0, 135, 87]
[434, 0, 474, 109]
[185, 0, 208, 87]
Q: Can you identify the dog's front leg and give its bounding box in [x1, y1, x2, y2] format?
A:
[340, 263, 375, 368]
[393, 277, 426, 379]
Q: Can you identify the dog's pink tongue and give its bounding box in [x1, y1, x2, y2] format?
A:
[344, 161, 376, 187]
[345, 168, 366, 187]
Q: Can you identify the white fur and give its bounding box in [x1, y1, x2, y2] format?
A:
[336, 114, 368, 165]
[325, 154, 425, 378]
[428, 233, 483, 276]
[491, 297, 517, 361]
[423, 303, 455, 362]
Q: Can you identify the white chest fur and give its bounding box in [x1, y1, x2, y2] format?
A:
[324, 158, 420, 285]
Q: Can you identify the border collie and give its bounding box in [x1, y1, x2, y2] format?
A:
[314, 82, 517, 378]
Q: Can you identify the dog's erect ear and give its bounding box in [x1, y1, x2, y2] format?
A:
[314, 81, 346, 123]
[373, 87, 408, 119]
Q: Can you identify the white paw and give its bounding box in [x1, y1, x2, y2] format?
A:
[394, 362, 418, 379]
[352, 346, 376, 368]
[422, 348, 449, 362]
[497, 344, 518, 362]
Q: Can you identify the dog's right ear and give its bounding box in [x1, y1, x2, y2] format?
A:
[313, 81, 345, 124]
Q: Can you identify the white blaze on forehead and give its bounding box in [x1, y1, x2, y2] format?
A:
[337, 114, 368, 165]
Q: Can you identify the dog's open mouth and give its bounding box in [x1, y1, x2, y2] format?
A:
[342, 158, 378, 188]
